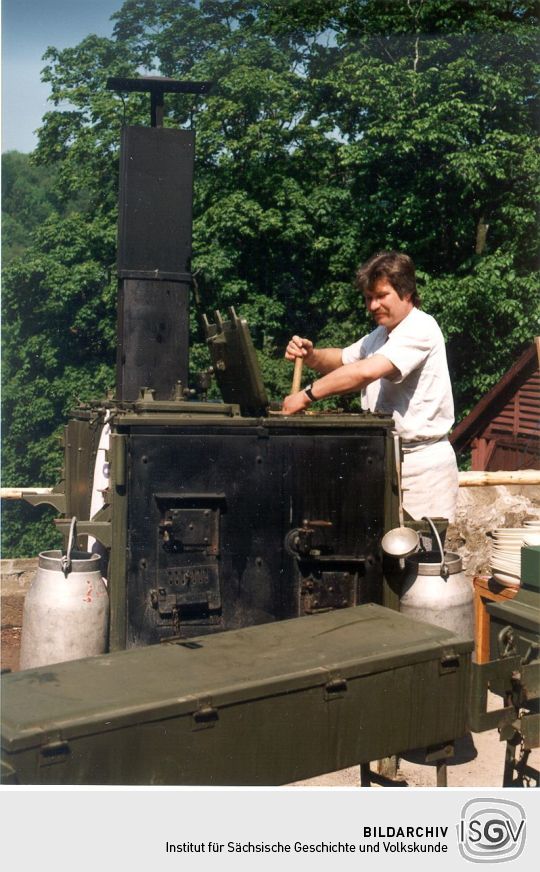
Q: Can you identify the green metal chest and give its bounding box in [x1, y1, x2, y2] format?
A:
[1, 604, 472, 786]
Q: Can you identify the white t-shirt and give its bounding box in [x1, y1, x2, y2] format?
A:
[341, 307, 454, 443]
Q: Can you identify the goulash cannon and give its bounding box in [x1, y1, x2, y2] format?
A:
[3, 77, 536, 787]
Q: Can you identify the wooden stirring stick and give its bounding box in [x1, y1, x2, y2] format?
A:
[291, 357, 303, 394]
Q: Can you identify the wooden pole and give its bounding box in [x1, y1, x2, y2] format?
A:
[0, 488, 53, 499]
[459, 470, 540, 487]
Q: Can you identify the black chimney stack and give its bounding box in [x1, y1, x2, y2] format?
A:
[107, 76, 212, 401]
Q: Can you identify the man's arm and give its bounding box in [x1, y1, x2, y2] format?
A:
[285, 335, 343, 374]
[281, 354, 400, 414]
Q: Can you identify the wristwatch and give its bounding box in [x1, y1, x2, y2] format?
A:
[303, 384, 318, 402]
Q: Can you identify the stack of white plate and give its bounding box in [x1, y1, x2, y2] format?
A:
[523, 519, 540, 538]
[490, 522, 540, 586]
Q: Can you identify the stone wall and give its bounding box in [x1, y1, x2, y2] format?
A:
[447, 485, 540, 578]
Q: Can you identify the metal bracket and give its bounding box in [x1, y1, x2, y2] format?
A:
[518, 713, 540, 750]
[23, 492, 67, 512]
[324, 676, 348, 700]
[439, 652, 461, 674]
[425, 742, 454, 763]
[469, 658, 523, 733]
[497, 624, 518, 658]
[39, 732, 70, 767]
[192, 697, 219, 730]
[53, 518, 112, 549]
[106, 76, 212, 127]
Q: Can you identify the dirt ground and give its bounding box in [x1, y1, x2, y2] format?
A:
[290, 692, 539, 789]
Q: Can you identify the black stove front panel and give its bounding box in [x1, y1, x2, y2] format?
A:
[126, 422, 388, 646]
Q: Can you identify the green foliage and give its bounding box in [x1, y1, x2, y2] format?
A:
[2, 152, 61, 262]
[2, 0, 539, 556]
[422, 253, 539, 416]
[1, 212, 116, 556]
[1, 503, 62, 559]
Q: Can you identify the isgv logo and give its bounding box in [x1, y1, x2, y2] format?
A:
[458, 798, 526, 863]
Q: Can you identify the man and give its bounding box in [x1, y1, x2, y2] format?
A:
[282, 251, 459, 522]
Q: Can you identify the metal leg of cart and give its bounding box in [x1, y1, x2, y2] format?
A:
[426, 742, 454, 788]
[503, 740, 517, 787]
[360, 747, 453, 787]
[436, 759, 448, 787]
[514, 749, 540, 787]
[360, 763, 372, 787]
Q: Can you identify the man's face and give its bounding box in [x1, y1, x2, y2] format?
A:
[363, 278, 413, 332]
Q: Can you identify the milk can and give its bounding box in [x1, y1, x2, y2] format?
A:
[19, 518, 109, 670]
[399, 518, 474, 641]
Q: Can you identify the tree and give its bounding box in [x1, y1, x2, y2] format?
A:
[2, 0, 538, 556]
[1, 151, 63, 262]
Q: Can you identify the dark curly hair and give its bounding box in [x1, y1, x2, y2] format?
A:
[355, 251, 421, 307]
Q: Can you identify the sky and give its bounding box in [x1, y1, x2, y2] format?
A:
[2, 0, 124, 153]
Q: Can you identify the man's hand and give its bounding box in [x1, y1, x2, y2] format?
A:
[282, 390, 311, 415]
[284, 335, 314, 365]
[284, 336, 343, 374]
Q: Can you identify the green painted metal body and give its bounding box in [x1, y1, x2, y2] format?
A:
[468, 583, 539, 751]
[469, 580, 540, 785]
[1, 604, 471, 786]
[520, 545, 540, 591]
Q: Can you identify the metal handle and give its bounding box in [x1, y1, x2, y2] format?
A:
[61, 516, 77, 577]
[292, 357, 303, 394]
[394, 434, 404, 529]
[423, 516, 449, 579]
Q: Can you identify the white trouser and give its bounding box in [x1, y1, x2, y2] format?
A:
[401, 437, 459, 523]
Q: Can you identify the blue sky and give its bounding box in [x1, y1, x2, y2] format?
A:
[2, 0, 123, 152]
